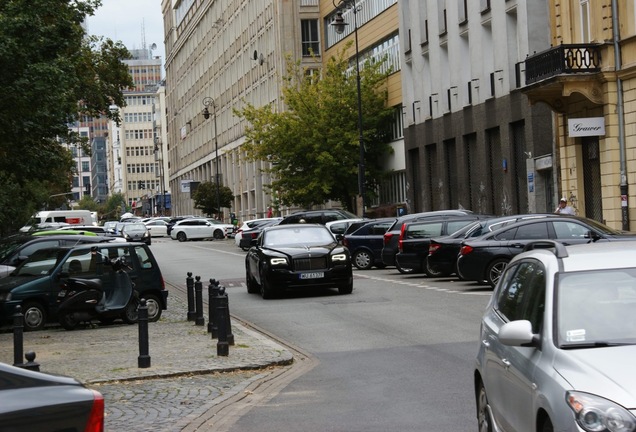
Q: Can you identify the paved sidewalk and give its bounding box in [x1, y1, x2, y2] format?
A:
[0, 286, 294, 431]
[0, 289, 292, 384]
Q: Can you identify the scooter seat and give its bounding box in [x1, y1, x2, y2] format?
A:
[67, 278, 103, 291]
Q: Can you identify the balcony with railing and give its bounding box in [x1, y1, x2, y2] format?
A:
[525, 44, 602, 85]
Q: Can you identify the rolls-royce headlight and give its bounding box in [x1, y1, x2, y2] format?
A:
[270, 257, 287, 265]
[332, 253, 348, 262]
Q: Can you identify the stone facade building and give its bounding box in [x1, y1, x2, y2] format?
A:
[522, 0, 636, 229]
[399, 1, 555, 216]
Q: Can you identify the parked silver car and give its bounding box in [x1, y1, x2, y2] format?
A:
[475, 240, 636, 432]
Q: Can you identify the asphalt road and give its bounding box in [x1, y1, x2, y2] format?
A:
[151, 237, 493, 431]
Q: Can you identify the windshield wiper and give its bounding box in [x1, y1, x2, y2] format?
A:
[562, 341, 636, 349]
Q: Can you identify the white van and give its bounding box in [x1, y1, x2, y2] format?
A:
[20, 210, 94, 232]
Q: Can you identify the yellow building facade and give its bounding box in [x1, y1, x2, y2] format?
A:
[523, 0, 636, 229]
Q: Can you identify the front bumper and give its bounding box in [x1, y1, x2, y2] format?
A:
[267, 265, 352, 290]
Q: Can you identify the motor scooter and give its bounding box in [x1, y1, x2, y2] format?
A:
[56, 253, 139, 330]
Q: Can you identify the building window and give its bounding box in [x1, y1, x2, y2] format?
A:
[301, 20, 320, 56]
[580, 0, 590, 42]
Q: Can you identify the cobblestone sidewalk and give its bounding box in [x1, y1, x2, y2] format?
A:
[0, 289, 293, 431]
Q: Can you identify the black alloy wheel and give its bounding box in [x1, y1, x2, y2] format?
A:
[246, 268, 259, 294]
[121, 299, 139, 324]
[177, 231, 187, 242]
[486, 258, 509, 288]
[213, 229, 225, 240]
[425, 257, 449, 277]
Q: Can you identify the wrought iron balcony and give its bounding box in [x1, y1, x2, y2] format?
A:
[525, 44, 602, 85]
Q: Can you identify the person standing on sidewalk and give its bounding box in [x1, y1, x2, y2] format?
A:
[554, 197, 575, 215]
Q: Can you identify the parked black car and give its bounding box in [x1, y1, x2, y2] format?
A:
[381, 210, 477, 273]
[0, 362, 104, 431]
[245, 224, 353, 299]
[0, 242, 169, 330]
[278, 209, 358, 225]
[394, 215, 484, 274]
[456, 215, 636, 287]
[343, 217, 397, 270]
[238, 218, 282, 250]
[426, 214, 558, 277]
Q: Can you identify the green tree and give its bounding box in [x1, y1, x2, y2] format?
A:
[235, 47, 394, 213]
[193, 182, 234, 217]
[0, 0, 133, 235]
[100, 192, 129, 222]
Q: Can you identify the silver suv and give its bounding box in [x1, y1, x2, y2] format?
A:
[475, 240, 636, 432]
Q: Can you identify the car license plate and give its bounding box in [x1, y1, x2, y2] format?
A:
[299, 272, 324, 280]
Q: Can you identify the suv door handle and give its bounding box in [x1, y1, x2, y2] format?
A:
[511, 243, 525, 248]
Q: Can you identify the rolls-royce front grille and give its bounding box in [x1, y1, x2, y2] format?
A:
[294, 257, 327, 271]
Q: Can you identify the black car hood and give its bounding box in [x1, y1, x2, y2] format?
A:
[264, 244, 338, 257]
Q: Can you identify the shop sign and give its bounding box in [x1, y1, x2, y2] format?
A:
[568, 117, 605, 137]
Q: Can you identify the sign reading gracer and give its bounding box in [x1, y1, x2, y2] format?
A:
[568, 117, 605, 137]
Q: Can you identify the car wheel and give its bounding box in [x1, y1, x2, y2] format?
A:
[177, 231, 187, 242]
[425, 257, 449, 277]
[246, 268, 259, 294]
[142, 294, 162, 322]
[486, 258, 509, 288]
[260, 270, 276, 299]
[22, 301, 46, 331]
[59, 312, 80, 331]
[353, 250, 373, 270]
[121, 299, 139, 324]
[396, 261, 415, 274]
[213, 229, 225, 240]
[476, 381, 492, 432]
[338, 278, 353, 295]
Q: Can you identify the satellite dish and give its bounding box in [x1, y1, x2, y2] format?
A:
[150, 43, 157, 50]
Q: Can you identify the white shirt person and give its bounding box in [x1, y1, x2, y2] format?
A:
[555, 198, 575, 215]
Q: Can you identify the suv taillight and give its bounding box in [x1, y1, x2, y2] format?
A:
[429, 243, 441, 255]
[459, 245, 473, 256]
[383, 232, 393, 245]
[84, 390, 104, 432]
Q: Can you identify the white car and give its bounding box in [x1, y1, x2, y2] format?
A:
[145, 219, 168, 237]
[205, 218, 236, 238]
[170, 218, 229, 242]
[234, 218, 283, 247]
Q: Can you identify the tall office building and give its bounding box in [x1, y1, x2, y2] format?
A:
[106, 47, 168, 216]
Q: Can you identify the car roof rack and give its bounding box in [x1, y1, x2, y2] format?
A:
[523, 240, 568, 258]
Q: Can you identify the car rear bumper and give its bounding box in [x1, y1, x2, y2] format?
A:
[395, 252, 422, 271]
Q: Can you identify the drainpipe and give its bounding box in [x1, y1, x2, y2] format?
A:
[612, 0, 628, 230]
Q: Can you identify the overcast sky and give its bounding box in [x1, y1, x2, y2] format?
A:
[87, 0, 165, 65]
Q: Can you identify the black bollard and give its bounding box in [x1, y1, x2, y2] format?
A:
[138, 299, 151, 368]
[194, 276, 205, 326]
[222, 287, 235, 346]
[207, 279, 221, 334]
[22, 351, 40, 372]
[186, 272, 196, 321]
[216, 293, 229, 356]
[12, 306, 24, 367]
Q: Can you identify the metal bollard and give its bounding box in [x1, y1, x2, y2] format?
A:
[12, 306, 24, 367]
[138, 299, 151, 368]
[194, 276, 205, 326]
[207, 279, 221, 334]
[186, 272, 196, 321]
[22, 351, 40, 372]
[222, 287, 234, 346]
[216, 293, 229, 356]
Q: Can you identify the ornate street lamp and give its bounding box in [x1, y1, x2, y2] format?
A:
[202, 97, 221, 217]
[331, 0, 365, 217]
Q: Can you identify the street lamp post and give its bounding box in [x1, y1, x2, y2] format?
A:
[202, 97, 221, 218]
[331, 0, 365, 217]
